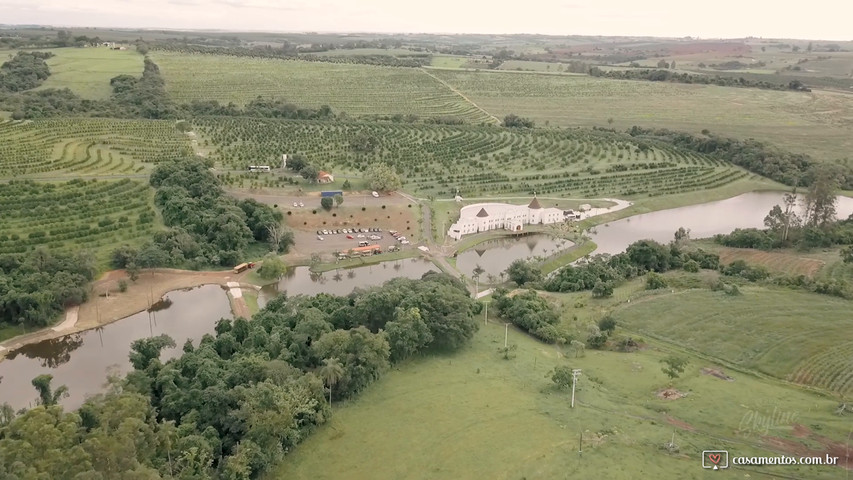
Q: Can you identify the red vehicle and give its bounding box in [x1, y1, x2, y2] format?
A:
[346, 234, 354, 239]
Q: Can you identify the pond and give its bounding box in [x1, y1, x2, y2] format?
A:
[258, 257, 438, 306]
[589, 192, 853, 255]
[0, 284, 232, 411]
[453, 233, 574, 279]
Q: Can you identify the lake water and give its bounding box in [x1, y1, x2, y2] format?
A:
[590, 192, 853, 255]
[258, 257, 438, 306]
[0, 285, 232, 411]
[4, 191, 850, 411]
[453, 234, 574, 278]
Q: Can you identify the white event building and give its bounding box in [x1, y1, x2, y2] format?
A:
[447, 197, 565, 240]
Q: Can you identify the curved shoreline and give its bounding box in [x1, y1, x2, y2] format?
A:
[0, 268, 256, 362]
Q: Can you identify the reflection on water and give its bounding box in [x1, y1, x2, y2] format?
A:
[148, 297, 173, 312]
[6, 334, 84, 369]
[0, 284, 232, 411]
[590, 192, 853, 255]
[455, 234, 574, 278]
[259, 257, 437, 306]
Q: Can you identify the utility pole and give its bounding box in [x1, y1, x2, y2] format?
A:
[484, 302, 488, 325]
[504, 323, 510, 348]
[571, 368, 582, 408]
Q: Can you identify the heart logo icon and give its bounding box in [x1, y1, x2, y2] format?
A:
[708, 454, 721, 464]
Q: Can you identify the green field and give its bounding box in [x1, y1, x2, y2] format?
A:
[151, 52, 492, 122]
[429, 69, 853, 162]
[0, 178, 157, 264]
[0, 118, 192, 177]
[196, 118, 754, 198]
[613, 287, 853, 395]
[275, 286, 849, 479]
[33, 47, 144, 99]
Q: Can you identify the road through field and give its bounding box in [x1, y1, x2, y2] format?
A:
[419, 68, 501, 125]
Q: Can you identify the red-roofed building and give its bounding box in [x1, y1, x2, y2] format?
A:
[317, 171, 335, 183]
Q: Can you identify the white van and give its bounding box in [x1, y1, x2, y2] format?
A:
[358, 240, 370, 247]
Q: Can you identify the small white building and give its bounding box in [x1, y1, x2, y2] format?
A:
[447, 197, 564, 240]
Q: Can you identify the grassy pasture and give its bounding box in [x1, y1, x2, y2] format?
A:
[275, 288, 848, 479]
[0, 178, 157, 265]
[0, 118, 192, 177]
[24, 47, 144, 99]
[196, 118, 753, 199]
[613, 287, 853, 396]
[151, 52, 491, 123]
[430, 69, 853, 162]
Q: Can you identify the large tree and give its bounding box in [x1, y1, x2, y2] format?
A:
[364, 163, 402, 193]
[804, 165, 840, 228]
[30, 374, 69, 406]
[318, 357, 345, 407]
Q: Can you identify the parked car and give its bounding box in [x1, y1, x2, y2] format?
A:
[317, 236, 324, 241]
[346, 235, 354, 239]
[342, 228, 349, 234]
[293, 202, 298, 207]
[400, 240, 410, 245]
[369, 235, 381, 240]
[298, 202, 304, 207]
[317, 230, 322, 235]
[322, 230, 329, 235]
[357, 234, 366, 238]
[397, 236, 407, 242]
[372, 191, 379, 198]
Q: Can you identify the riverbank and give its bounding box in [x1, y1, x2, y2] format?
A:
[0, 268, 255, 361]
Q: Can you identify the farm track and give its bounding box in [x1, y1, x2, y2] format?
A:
[419, 68, 501, 125]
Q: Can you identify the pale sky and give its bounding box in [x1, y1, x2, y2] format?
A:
[1, 0, 851, 41]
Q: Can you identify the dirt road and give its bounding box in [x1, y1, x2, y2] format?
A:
[0, 268, 253, 359]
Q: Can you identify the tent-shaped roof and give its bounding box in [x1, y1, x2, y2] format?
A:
[476, 207, 489, 217]
[528, 197, 542, 209]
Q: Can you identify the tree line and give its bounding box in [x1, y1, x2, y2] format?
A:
[112, 157, 292, 270]
[627, 126, 853, 190]
[0, 51, 53, 93]
[0, 272, 478, 479]
[589, 67, 812, 92]
[0, 248, 96, 329]
[148, 42, 431, 67]
[2, 56, 175, 120]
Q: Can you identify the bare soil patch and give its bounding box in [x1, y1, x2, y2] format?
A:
[657, 388, 686, 401]
[763, 424, 853, 470]
[664, 414, 695, 431]
[0, 268, 248, 357]
[701, 367, 735, 381]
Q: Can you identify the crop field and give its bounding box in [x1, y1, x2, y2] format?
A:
[0, 119, 192, 177]
[31, 47, 144, 99]
[715, 247, 826, 277]
[613, 288, 853, 396]
[430, 69, 853, 162]
[274, 303, 849, 479]
[151, 52, 491, 122]
[196, 118, 751, 198]
[0, 178, 157, 262]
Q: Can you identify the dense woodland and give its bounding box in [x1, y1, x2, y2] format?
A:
[0, 249, 96, 329]
[0, 272, 478, 479]
[0, 51, 53, 93]
[113, 158, 291, 270]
